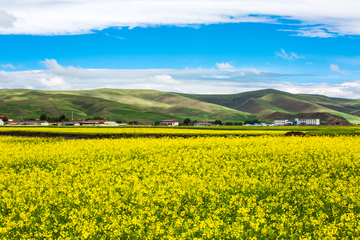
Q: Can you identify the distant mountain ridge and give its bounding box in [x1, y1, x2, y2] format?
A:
[0, 88, 359, 124]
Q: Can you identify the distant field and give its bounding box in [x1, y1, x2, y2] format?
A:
[0, 125, 360, 136]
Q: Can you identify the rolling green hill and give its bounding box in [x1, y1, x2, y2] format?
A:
[0, 89, 255, 123]
[1, 88, 360, 124]
[180, 89, 360, 124]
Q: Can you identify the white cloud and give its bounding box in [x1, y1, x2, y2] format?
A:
[251, 68, 260, 75]
[276, 49, 304, 60]
[0, 63, 16, 69]
[150, 74, 182, 85]
[216, 62, 234, 69]
[38, 77, 71, 90]
[0, 10, 16, 28]
[40, 59, 96, 79]
[330, 64, 349, 75]
[2, 1, 360, 36]
[1, 59, 360, 98]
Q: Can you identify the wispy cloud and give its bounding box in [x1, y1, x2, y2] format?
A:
[279, 28, 337, 38]
[1, 1, 360, 36]
[330, 64, 349, 75]
[0, 63, 16, 69]
[276, 49, 305, 60]
[250, 68, 260, 75]
[216, 62, 234, 69]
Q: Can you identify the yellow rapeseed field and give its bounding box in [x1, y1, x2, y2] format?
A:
[1, 135, 360, 239]
[0, 126, 289, 136]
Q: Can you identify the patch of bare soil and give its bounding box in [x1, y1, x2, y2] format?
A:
[284, 131, 305, 137]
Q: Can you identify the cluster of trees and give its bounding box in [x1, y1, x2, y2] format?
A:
[40, 113, 70, 122]
[38, 114, 106, 122]
[85, 116, 103, 121]
[244, 119, 259, 124]
[182, 118, 250, 126]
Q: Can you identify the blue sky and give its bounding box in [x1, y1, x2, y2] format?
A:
[1, 1, 360, 97]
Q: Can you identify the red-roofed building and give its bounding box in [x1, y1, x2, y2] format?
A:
[160, 119, 179, 126]
[0, 115, 13, 121]
[6, 121, 21, 125]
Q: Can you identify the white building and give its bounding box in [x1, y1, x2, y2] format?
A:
[103, 121, 119, 126]
[160, 119, 179, 126]
[295, 118, 320, 126]
[0, 119, 4, 125]
[21, 120, 49, 126]
[194, 122, 212, 127]
[274, 119, 289, 126]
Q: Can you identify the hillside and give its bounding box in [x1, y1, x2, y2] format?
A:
[0, 89, 255, 122]
[180, 89, 360, 124]
[1, 88, 360, 124]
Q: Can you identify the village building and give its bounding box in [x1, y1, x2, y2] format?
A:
[0, 115, 13, 121]
[21, 120, 49, 126]
[80, 119, 119, 126]
[160, 119, 179, 126]
[274, 118, 320, 126]
[6, 121, 21, 126]
[274, 119, 290, 126]
[295, 118, 320, 126]
[58, 120, 85, 126]
[194, 122, 212, 127]
[102, 121, 119, 126]
[0, 119, 4, 125]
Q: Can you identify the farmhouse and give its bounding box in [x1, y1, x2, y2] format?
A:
[194, 122, 212, 127]
[0, 115, 13, 121]
[0, 119, 3, 125]
[80, 120, 119, 126]
[59, 121, 85, 126]
[160, 119, 179, 126]
[6, 121, 21, 125]
[21, 120, 49, 126]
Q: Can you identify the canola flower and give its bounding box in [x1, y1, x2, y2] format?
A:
[0, 135, 360, 239]
[0, 126, 289, 136]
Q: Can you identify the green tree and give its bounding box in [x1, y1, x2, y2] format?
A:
[214, 120, 222, 125]
[40, 113, 47, 120]
[183, 118, 191, 125]
[2, 116, 8, 123]
[59, 114, 67, 122]
[244, 119, 259, 124]
[92, 116, 103, 120]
